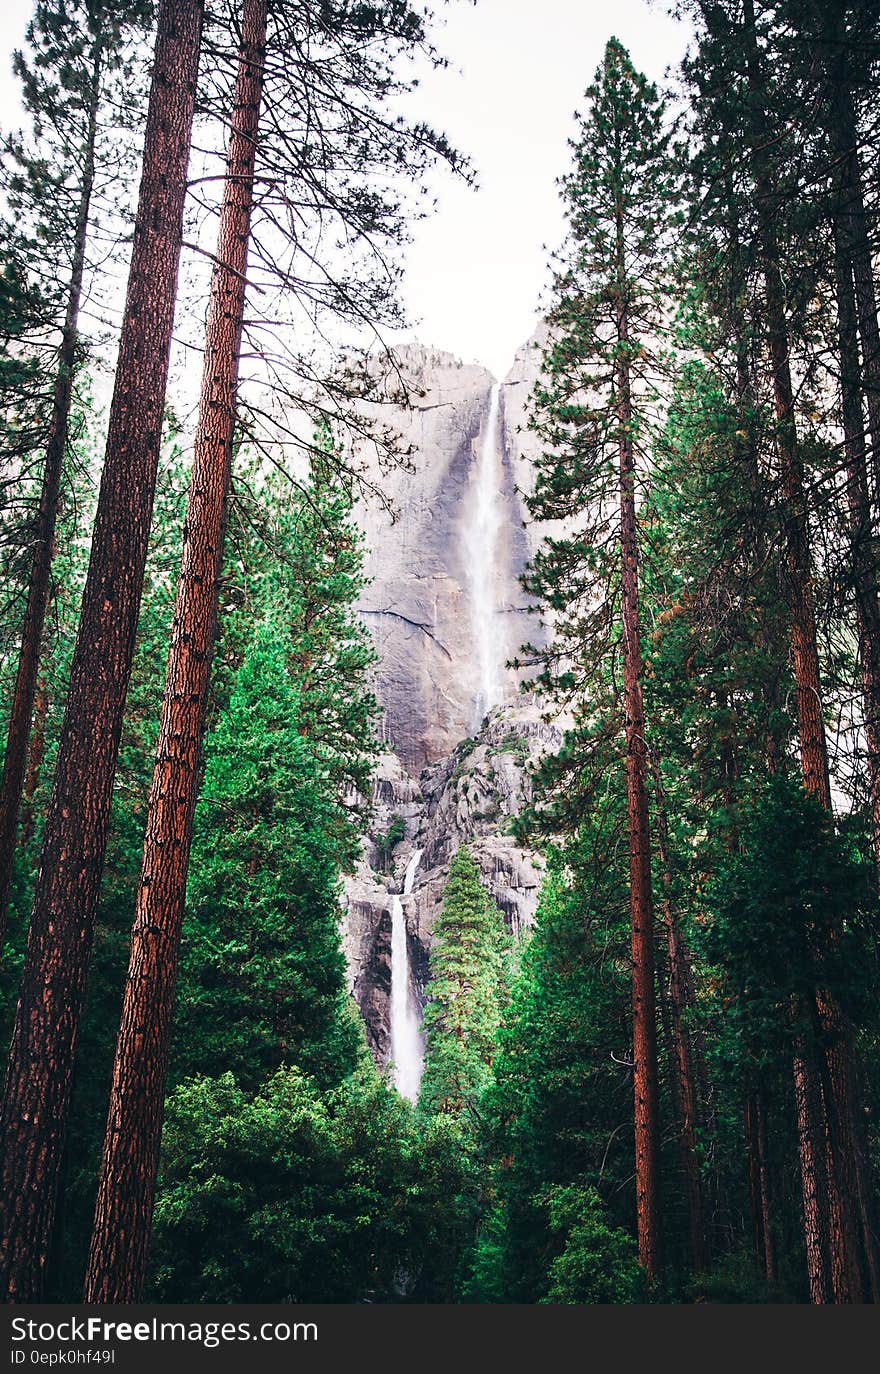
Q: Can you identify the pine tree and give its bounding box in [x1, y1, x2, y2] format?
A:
[0, 253, 52, 660]
[0, 0, 205, 1301]
[226, 449, 379, 869]
[173, 623, 362, 1092]
[148, 1059, 453, 1303]
[0, 0, 150, 945]
[475, 851, 639, 1302]
[420, 846, 509, 1124]
[700, 777, 879, 1289]
[524, 37, 677, 1281]
[681, 0, 880, 1303]
[88, 0, 456, 1300]
[643, 350, 796, 1280]
[84, 0, 269, 1301]
[794, 0, 880, 883]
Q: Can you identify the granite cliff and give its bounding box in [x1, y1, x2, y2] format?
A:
[353, 342, 544, 773]
[342, 334, 562, 1070]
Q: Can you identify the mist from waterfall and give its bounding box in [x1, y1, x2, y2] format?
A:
[389, 848, 424, 1102]
[463, 382, 505, 732]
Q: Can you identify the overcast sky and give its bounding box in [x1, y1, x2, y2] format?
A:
[395, 0, 689, 376]
[0, 0, 690, 380]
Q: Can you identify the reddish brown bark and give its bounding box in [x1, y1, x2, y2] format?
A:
[741, 0, 869, 1303]
[819, 17, 880, 1301]
[828, 244, 880, 1301]
[0, 0, 204, 1302]
[19, 677, 48, 847]
[821, 23, 880, 884]
[0, 32, 103, 951]
[84, 0, 267, 1303]
[741, 0, 832, 812]
[621, 431, 661, 1280]
[614, 188, 662, 1276]
[817, 1025, 864, 1302]
[838, 292, 880, 875]
[792, 1041, 830, 1303]
[745, 1094, 763, 1269]
[828, 84, 880, 506]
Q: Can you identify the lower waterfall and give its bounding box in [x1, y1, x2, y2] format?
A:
[389, 848, 424, 1102]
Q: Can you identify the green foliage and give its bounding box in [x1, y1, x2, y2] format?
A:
[451, 736, 477, 785]
[702, 775, 879, 1067]
[8, 420, 382, 1299]
[5, 0, 880, 1311]
[151, 1062, 416, 1302]
[3, 0, 152, 292]
[172, 624, 361, 1092]
[470, 841, 635, 1302]
[522, 38, 676, 711]
[150, 1056, 480, 1303]
[493, 730, 529, 763]
[168, 450, 378, 1092]
[540, 1185, 643, 1304]
[419, 847, 510, 1125]
[373, 813, 406, 872]
[219, 450, 379, 869]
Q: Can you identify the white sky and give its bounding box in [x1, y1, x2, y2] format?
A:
[397, 0, 690, 377]
[0, 0, 690, 381]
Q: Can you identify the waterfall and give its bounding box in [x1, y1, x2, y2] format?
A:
[389, 848, 424, 1102]
[462, 382, 505, 732]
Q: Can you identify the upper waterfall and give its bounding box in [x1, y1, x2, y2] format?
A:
[351, 341, 544, 772]
[462, 382, 506, 732]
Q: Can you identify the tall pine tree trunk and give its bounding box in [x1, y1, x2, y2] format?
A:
[0, 31, 103, 951]
[745, 1090, 776, 1285]
[19, 676, 48, 847]
[0, 0, 204, 1301]
[834, 221, 880, 877]
[817, 2, 880, 883]
[830, 88, 880, 505]
[84, 0, 267, 1303]
[741, 0, 869, 1303]
[817, 13, 880, 1302]
[792, 1042, 830, 1302]
[615, 198, 662, 1281]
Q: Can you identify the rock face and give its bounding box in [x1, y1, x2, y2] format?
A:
[343, 701, 563, 1063]
[500, 325, 547, 542]
[343, 333, 561, 1067]
[353, 343, 542, 773]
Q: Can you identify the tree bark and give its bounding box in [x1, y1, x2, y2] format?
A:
[614, 180, 662, 1279]
[792, 1041, 830, 1303]
[0, 30, 103, 951]
[745, 1093, 764, 1271]
[817, 10, 880, 1301]
[753, 1091, 776, 1285]
[741, 0, 868, 1303]
[819, 7, 880, 883]
[745, 1090, 776, 1284]
[84, 0, 267, 1303]
[0, 0, 204, 1302]
[19, 676, 48, 847]
[831, 86, 880, 507]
